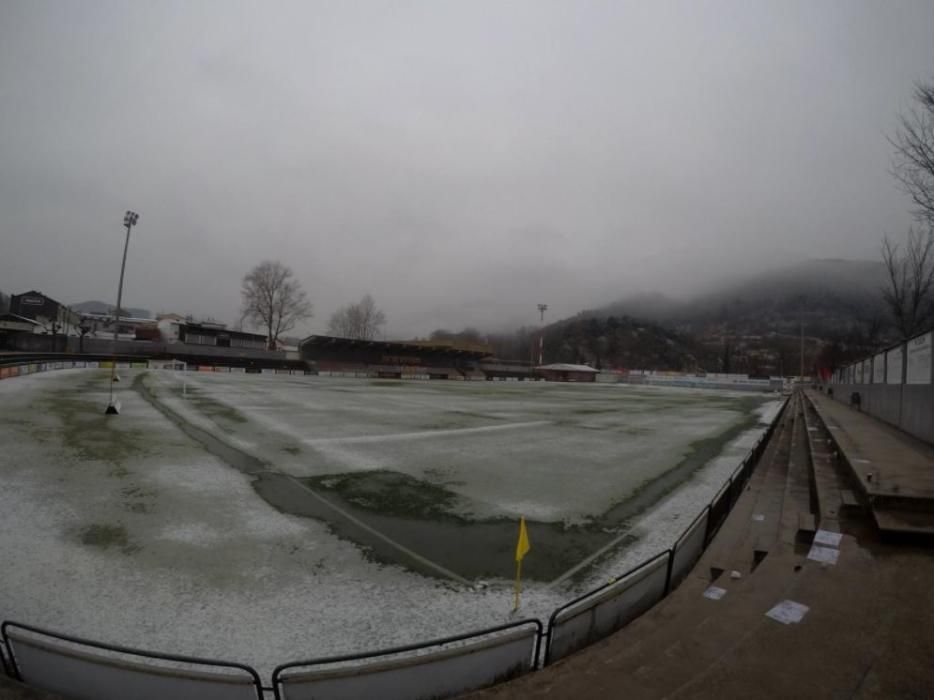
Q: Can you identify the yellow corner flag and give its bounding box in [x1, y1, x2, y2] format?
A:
[516, 517, 531, 562]
[514, 517, 531, 611]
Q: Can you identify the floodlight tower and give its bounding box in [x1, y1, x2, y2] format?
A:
[537, 303, 548, 366]
[106, 210, 140, 415]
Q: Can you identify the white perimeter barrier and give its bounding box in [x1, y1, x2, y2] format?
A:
[272, 620, 541, 700]
[3, 623, 263, 700]
[668, 508, 710, 589]
[545, 551, 669, 664]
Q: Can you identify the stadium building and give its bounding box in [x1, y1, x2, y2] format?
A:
[535, 363, 599, 382]
[299, 335, 493, 379]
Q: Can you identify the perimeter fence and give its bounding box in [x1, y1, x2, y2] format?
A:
[0, 357, 786, 699]
[828, 326, 933, 443]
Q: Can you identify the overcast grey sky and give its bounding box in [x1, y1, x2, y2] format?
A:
[2, 1, 933, 338]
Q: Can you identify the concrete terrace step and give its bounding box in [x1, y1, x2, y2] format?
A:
[703, 397, 795, 577]
[806, 389, 934, 537]
[780, 394, 817, 545]
[800, 395, 852, 523]
[872, 508, 934, 536]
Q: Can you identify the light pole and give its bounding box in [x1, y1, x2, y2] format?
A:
[799, 316, 804, 382]
[537, 303, 547, 366]
[106, 210, 139, 414]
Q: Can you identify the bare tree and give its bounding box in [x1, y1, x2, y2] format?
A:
[881, 228, 934, 339]
[891, 81, 934, 226]
[327, 293, 386, 340]
[240, 261, 313, 348]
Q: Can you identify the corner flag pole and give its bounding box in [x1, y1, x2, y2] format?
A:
[514, 517, 530, 612]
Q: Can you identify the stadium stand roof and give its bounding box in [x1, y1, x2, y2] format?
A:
[300, 335, 493, 360]
[536, 363, 599, 373]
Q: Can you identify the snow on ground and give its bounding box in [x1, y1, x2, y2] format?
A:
[0, 369, 780, 676]
[147, 372, 763, 523]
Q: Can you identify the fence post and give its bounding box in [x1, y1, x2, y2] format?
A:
[663, 548, 675, 596]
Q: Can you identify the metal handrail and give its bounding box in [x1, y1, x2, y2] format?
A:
[543, 549, 671, 666]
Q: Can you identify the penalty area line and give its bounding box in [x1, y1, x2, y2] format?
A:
[282, 474, 473, 586]
[301, 420, 551, 446]
[143, 373, 473, 586]
[546, 527, 637, 589]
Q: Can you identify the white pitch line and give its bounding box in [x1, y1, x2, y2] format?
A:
[144, 374, 471, 585]
[301, 420, 551, 446]
[282, 475, 472, 585]
[547, 527, 638, 589]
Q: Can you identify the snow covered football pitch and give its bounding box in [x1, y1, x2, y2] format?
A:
[0, 368, 780, 673]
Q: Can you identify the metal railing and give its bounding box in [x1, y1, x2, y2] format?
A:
[544, 551, 670, 666]
[1, 621, 265, 700]
[271, 619, 542, 700]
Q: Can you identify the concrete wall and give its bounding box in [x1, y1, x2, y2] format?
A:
[830, 331, 934, 444]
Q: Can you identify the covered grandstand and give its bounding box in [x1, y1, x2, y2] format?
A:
[299, 335, 493, 379]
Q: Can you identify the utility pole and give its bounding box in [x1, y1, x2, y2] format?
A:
[799, 316, 804, 381]
[106, 210, 140, 415]
[537, 303, 548, 366]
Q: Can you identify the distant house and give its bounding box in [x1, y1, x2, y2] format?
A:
[81, 312, 155, 339]
[179, 321, 267, 349]
[0, 313, 44, 351]
[0, 313, 40, 334]
[9, 290, 80, 334]
[140, 319, 267, 350]
[535, 363, 599, 382]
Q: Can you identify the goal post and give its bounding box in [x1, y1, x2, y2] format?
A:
[147, 359, 188, 396]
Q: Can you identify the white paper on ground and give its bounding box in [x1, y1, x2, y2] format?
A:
[807, 545, 840, 565]
[703, 586, 727, 600]
[813, 530, 843, 548]
[752, 514, 765, 522]
[766, 600, 810, 625]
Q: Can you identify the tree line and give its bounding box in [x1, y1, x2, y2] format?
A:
[239, 260, 386, 348]
[882, 79, 934, 341]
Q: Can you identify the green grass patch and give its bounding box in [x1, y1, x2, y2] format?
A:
[77, 523, 139, 554]
[306, 470, 467, 521]
[33, 374, 149, 467]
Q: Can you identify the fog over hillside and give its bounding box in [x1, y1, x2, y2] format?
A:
[585, 258, 888, 328]
[517, 258, 893, 374]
